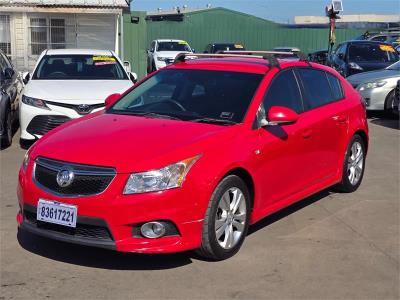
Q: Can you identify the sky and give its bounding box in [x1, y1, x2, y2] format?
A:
[131, 0, 400, 23]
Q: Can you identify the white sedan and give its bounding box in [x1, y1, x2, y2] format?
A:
[20, 49, 136, 148]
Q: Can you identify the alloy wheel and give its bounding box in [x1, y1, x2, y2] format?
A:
[215, 187, 247, 249]
[347, 141, 364, 186]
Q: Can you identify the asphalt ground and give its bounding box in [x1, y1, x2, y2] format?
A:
[1, 115, 399, 299]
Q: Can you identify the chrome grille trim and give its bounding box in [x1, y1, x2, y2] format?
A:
[33, 157, 116, 198]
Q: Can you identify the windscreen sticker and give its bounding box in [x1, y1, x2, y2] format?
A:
[234, 44, 244, 49]
[178, 41, 188, 44]
[93, 56, 116, 61]
[220, 112, 234, 119]
[95, 61, 116, 66]
[379, 44, 395, 52]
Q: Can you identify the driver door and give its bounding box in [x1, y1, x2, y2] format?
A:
[254, 69, 314, 209]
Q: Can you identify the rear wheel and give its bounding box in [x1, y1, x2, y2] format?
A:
[336, 134, 366, 192]
[0, 107, 12, 149]
[197, 175, 250, 260]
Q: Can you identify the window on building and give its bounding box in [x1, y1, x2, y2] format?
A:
[30, 17, 67, 55]
[0, 15, 11, 56]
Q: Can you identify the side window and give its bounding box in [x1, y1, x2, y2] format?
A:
[297, 68, 335, 109]
[326, 73, 344, 100]
[263, 69, 303, 114]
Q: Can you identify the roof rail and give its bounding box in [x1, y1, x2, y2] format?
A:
[173, 50, 308, 69]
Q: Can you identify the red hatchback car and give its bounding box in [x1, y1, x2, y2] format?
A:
[17, 52, 368, 260]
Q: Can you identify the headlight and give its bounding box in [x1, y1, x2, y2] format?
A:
[358, 81, 387, 91]
[349, 62, 363, 70]
[22, 95, 49, 110]
[157, 57, 167, 61]
[22, 149, 31, 172]
[123, 156, 201, 194]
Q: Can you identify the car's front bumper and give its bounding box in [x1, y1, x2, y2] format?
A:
[357, 86, 392, 111]
[17, 164, 207, 253]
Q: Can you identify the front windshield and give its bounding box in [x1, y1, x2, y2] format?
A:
[386, 60, 400, 70]
[157, 42, 191, 52]
[33, 55, 128, 80]
[348, 44, 399, 62]
[109, 69, 263, 124]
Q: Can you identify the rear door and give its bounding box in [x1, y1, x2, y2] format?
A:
[296, 67, 349, 182]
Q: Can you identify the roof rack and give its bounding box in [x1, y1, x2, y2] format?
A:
[173, 50, 308, 69]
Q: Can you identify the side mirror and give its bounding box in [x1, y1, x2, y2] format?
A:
[4, 67, 14, 79]
[129, 72, 138, 83]
[105, 93, 121, 109]
[267, 106, 299, 126]
[22, 72, 30, 84]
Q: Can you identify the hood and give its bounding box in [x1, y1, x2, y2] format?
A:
[156, 51, 192, 59]
[24, 80, 133, 104]
[347, 69, 400, 86]
[32, 112, 238, 173]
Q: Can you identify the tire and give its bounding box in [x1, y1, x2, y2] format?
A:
[385, 90, 399, 118]
[0, 106, 12, 149]
[196, 175, 251, 260]
[336, 134, 366, 193]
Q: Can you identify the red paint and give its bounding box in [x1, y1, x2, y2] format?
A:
[104, 93, 121, 109]
[17, 58, 369, 253]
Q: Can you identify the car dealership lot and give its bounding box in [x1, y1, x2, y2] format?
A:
[1, 118, 399, 299]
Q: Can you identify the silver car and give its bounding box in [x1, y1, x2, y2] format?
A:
[347, 61, 400, 115]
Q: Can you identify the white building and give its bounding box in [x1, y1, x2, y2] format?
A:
[0, 0, 128, 71]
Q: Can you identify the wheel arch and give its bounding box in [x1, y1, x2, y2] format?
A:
[384, 88, 395, 111]
[224, 167, 255, 210]
[354, 129, 369, 154]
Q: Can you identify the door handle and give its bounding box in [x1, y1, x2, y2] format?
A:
[332, 115, 348, 123]
[302, 129, 312, 139]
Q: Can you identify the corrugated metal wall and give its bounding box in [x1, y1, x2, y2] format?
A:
[124, 8, 365, 78]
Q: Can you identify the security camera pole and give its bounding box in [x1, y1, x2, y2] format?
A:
[326, 0, 343, 57]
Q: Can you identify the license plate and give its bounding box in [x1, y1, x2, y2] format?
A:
[37, 199, 77, 228]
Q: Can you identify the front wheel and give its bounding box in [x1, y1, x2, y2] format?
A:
[336, 134, 366, 192]
[196, 175, 250, 260]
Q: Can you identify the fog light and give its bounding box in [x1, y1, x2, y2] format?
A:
[140, 222, 166, 238]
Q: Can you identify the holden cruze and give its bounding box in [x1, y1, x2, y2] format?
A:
[17, 52, 369, 260]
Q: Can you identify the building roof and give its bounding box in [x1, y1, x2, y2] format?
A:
[0, 0, 128, 8]
[295, 15, 400, 24]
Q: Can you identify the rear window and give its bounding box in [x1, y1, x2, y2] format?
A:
[33, 55, 127, 80]
[348, 43, 399, 62]
[326, 73, 344, 100]
[297, 68, 336, 109]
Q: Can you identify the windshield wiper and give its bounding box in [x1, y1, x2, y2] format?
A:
[190, 117, 237, 125]
[112, 111, 182, 120]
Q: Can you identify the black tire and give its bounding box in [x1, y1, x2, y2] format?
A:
[385, 90, 399, 118]
[0, 106, 12, 149]
[196, 175, 251, 260]
[336, 134, 366, 193]
[151, 61, 157, 72]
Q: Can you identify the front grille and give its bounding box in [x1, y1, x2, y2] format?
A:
[34, 157, 116, 197]
[45, 101, 104, 115]
[26, 115, 70, 136]
[24, 209, 113, 241]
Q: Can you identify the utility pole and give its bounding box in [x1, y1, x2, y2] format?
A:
[326, 1, 343, 59]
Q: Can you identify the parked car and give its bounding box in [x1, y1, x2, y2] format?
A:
[308, 49, 328, 65]
[272, 47, 302, 60]
[19, 49, 136, 149]
[394, 80, 400, 116]
[347, 61, 400, 115]
[204, 43, 245, 53]
[329, 41, 399, 77]
[0, 50, 23, 149]
[147, 39, 193, 72]
[354, 29, 400, 47]
[17, 52, 369, 260]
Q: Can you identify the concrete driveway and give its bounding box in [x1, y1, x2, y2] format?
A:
[1, 118, 399, 299]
